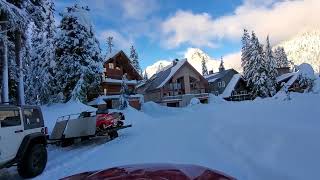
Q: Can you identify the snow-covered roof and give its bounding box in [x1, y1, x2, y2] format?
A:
[276, 72, 296, 83]
[205, 69, 237, 83]
[204, 72, 219, 79]
[157, 59, 187, 88]
[136, 80, 146, 88]
[88, 94, 143, 106]
[104, 50, 121, 62]
[143, 59, 207, 92]
[87, 97, 106, 106]
[285, 73, 299, 88]
[297, 63, 315, 79]
[221, 74, 241, 98]
[208, 78, 219, 83]
[104, 50, 142, 80]
[103, 78, 137, 85]
[279, 64, 315, 89]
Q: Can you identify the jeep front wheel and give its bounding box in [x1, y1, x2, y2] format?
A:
[17, 144, 47, 178]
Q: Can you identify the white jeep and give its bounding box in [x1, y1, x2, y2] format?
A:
[0, 105, 47, 178]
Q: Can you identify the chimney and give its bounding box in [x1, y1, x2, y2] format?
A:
[172, 59, 179, 66]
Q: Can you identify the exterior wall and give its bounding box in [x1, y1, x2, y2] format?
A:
[224, 79, 252, 101]
[144, 90, 162, 103]
[142, 62, 208, 107]
[129, 99, 141, 110]
[101, 98, 141, 110]
[103, 54, 138, 81]
[88, 52, 142, 110]
[289, 81, 307, 93]
[171, 66, 206, 93]
[277, 67, 291, 76]
[208, 70, 237, 95]
[101, 83, 135, 95]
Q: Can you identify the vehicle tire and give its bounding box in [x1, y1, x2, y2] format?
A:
[17, 144, 47, 178]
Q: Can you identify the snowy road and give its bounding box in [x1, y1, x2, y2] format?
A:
[1, 93, 320, 180]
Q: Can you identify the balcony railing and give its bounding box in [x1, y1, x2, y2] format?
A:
[162, 93, 209, 101]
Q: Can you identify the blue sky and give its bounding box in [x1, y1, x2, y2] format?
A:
[55, 0, 319, 69]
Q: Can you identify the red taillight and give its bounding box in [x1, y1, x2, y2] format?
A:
[42, 127, 48, 135]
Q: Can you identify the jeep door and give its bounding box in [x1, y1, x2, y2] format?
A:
[0, 108, 24, 162]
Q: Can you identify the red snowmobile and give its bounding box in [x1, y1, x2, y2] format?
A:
[96, 110, 125, 131]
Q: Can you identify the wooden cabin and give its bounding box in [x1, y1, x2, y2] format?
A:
[88, 50, 143, 110]
[138, 59, 209, 107]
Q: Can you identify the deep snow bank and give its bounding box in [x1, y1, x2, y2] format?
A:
[2, 94, 319, 180]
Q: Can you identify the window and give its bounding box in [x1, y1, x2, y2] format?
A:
[240, 90, 247, 95]
[0, 110, 21, 127]
[108, 63, 114, 69]
[215, 91, 219, 96]
[23, 108, 43, 129]
[231, 91, 238, 96]
[218, 81, 225, 88]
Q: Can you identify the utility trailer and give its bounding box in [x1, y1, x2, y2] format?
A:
[48, 112, 131, 147]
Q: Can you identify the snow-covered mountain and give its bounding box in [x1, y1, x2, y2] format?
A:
[144, 48, 242, 78]
[277, 30, 320, 73]
[144, 60, 172, 78]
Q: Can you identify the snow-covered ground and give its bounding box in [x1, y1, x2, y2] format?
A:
[1, 92, 320, 180]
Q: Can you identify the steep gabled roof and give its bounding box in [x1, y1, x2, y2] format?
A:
[276, 72, 296, 83]
[105, 50, 142, 80]
[205, 69, 238, 83]
[143, 59, 207, 92]
[221, 74, 242, 98]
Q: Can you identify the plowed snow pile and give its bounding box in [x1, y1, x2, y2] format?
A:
[1, 93, 320, 180]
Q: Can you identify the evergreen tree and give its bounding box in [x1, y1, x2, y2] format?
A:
[264, 35, 278, 96]
[54, 4, 103, 102]
[0, 0, 47, 105]
[241, 29, 251, 81]
[143, 70, 148, 80]
[130, 45, 142, 74]
[248, 32, 269, 98]
[274, 47, 290, 68]
[106, 36, 114, 54]
[27, 0, 57, 104]
[201, 56, 208, 76]
[119, 74, 129, 110]
[24, 32, 37, 105]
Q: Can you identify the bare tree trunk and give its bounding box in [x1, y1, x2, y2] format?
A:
[0, 14, 9, 104]
[1, 34, 9, 104]
[15, 30, 25, 105]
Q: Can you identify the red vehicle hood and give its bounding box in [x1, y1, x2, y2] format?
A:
[61, 163, 236, 180]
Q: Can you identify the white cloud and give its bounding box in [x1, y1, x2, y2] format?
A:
[223, 52, 242, 72]
[98, 30, 133, 51]
[161, 0, 320, 48]
[121, 0, 158, 20]
[161, 11, 218, 49]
